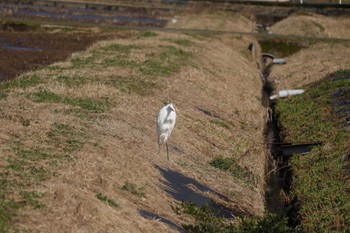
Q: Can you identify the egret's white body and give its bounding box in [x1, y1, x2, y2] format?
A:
[156, 103, 176, 160]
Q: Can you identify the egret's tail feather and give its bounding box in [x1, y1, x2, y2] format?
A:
[158, 134, 167, 146]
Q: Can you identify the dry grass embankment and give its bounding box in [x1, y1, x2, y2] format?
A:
[270, 14, 350, 39]
[0, 23, 267, 232]
[269, 42, 350, 92]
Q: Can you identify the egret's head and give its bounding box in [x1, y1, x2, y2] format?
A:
[168, 103, 175, 112]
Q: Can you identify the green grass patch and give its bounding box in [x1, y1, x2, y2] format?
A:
[136, 31, 158, 38]
[47, 123, 86, 153]
[56, 75, 87, 87]
[0, 205, 12, 233]
[121, 181, 145, 198]
[0, 92, 7, 100]
[99, 44, 140, 54]
[0, 143, 70, 230]
[31, 90, 109, 113]
[211, 119, 230, 129]
[97, 44, 141, 68]
[108, 76, 159, 96]
[66, 97, 109, 112]
[239, 120, 248, 130]
[7, 146, 69, 184]
[176, 202, 291, 233]
[140, 45, 192, 76]
[72, 43, 143, 68]
[70, 43, 192, 79]
[274, 70, 350, 232]
[15, 147, 67, 161]
[173, 39, 192, 47]
[103, 58, 138, 68]
[32, 90, 62, 103]
[96, 193, 119, 208]
[71, 56, 95, 68]
[210, 157, 257, 188]
[21, 191, 45, 210]
[0, 75, 43, 96]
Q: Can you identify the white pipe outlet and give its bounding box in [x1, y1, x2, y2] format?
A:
[270, 89, 305, 100]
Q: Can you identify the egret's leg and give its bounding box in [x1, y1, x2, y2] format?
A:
[166, 143, 169, 160]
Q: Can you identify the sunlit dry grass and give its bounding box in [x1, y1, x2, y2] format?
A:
[0, 29, 267, 232]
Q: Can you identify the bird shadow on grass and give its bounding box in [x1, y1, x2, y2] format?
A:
[155, 165, 244, 220]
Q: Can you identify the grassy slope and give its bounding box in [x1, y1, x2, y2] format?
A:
[0, 30, 193, 232]
[0, 26, 266, 232]
[275, 70, 350, 232]
[270, 14, 350, 40]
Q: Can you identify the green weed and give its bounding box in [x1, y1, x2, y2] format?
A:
[21, 191, 45, 209]
[31, 90, 109, 113]
[239, 121, 248, 130]
[47, 123, 86, 153]
[70, 43, 192, 79]
[108, 76, 159, 96]
[15, 147, 65, 161]
[169, 39, 193, 47]
[0, 75, 43, 94]
[121, 181, 145, 198]
[9, 146, 71, 182]
[99, 44, 140, 54]
[71, 56, 95, 68]
[0, 93, 7, 100]
[12, 75, 43, 89]
[0, 144, 68, 231]
[32, 90, 62, 103]
[140, 46, 192, 76]
[0, 205, 12, 233]
[56, 75, 87, 87]
[103, 58, 138, 68]
[211, 119, 230, 129]
[176, 202, 292, 233]
[136, 31, 158, 38]
[66, 97, 109, 112]
[21, 119, 30, 126]
[96, 193, 119, 208]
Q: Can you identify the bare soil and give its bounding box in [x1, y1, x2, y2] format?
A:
[0, 28, 115, 82]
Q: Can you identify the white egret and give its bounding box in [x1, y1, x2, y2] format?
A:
[156, 103, 176, 160]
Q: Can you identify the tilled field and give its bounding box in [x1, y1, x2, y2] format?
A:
[0, 29, 114, 82]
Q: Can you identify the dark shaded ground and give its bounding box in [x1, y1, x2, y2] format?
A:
[0, 29, 112, 82]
